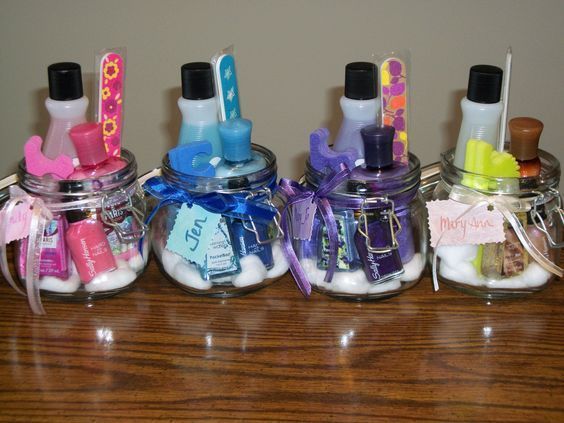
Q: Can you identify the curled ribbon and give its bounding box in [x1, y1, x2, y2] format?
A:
[0, 186, 51, 315]
[432, 184, 563, 291]
[278, 165, 351, 297]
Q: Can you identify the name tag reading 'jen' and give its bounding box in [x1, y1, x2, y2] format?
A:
[166, 204, 221, 267]
[426, 199, 506, 247]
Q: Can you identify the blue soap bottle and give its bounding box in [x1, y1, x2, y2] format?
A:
[215, 118, 266, 177]
[177, 62, 222, 159]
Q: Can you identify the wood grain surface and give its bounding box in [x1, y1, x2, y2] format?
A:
[0, 260, 563, 422]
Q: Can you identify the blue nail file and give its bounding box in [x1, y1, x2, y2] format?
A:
[214, 54, 241, 121]
[168, 141, 216, 177]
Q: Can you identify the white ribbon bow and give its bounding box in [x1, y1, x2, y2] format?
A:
[0, 186, 52, 314]
[432, 184, 563, 291]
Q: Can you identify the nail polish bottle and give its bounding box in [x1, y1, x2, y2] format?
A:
[215, 118, 267, 177]
[352, 125, 405, 283]
[177, 63, 222, 159]
[453, 65, 503, 169]
[350, 124, 415, 264]
[42, 62, 88, 160]
[229, 218, 274, 269]
[509, 117, 543, 178]
[18, 215, 70, 280]
[65, 209, 117, 283]
[332, 62, 379, 157]
[68, 122, 126, 180]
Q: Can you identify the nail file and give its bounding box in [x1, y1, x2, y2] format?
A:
[98, 52, 125, 157]
[24, 136, 74, 179]
[168, 141, 216, 177]
[381, 57, 408, 163]
[213, 53, 241, 121]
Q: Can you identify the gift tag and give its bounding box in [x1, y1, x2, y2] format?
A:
[166, 204, 221, 267]
[2, 199, 33, 243]
[291, 198, 317, 241]
[427, 199, 505, 247]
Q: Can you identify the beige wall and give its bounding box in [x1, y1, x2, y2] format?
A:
[1, 0, 563, 180]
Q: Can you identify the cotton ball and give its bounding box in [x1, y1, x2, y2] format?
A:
[172, 259, 212, 291]
[128, 252, 146, 273]
[85, 259, 137, 292]
[331, 268, 371, 295]
[300, 258, 329, 289]
[161, 249, 184, 277]
[266, 241, 289, 279]
[436, 244, 478, 268]
[439, 261, 482, 285]
[367, 277, 402, 294]
[400, 253, 425, 282]
[486, 262, 551, 289]
[523, 263, 552, 288]
[232, 255, 268, 288]
[39, 271, 81, 293]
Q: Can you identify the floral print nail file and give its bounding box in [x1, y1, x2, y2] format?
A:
[99, 53, 124, 157]
[381, 58, 408, 163]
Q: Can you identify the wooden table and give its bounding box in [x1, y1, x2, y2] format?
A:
[0, 262, 563, 422]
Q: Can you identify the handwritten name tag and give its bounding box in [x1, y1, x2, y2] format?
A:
[166, 204, 220, 267]
[426, 199, 506, 247]
[1, 200, 33, 243]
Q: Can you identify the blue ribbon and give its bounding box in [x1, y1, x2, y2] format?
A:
[143, 176, 278, 227]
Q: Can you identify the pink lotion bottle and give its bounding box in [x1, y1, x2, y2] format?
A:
[43, 63, 89, 159]
[68, 122, 126, 179]
[65, 209, 117, 283]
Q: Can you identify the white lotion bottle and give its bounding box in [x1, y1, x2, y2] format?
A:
[332, 62, 379, 157]
[453, 65, 503, 169]
[43, 63, 88, 160]
[177, 62, 222, 159]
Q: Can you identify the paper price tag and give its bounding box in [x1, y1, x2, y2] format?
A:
[427, 199, 506, 247]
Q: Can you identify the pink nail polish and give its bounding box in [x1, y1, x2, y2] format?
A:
[65, 210, 116, 282]
[68, 122, 126, 180]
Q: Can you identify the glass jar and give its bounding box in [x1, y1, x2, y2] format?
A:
[431, 147, 562, 298]
[288, 153, 427, 300]
[0, 149, 149, 313]
[146, 144, 289, 297]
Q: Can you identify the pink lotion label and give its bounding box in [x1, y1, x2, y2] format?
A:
[427, 199, 506, 247]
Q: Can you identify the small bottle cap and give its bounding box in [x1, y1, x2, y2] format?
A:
[219, 118, 252, 163]
[47, 62, 83, 101]
[344, 62, 378, 100]
[509, 117, 543, 161]
[69, 122, 107, 166]
[181, 62, 214, 100]
[361, 124, 395, 169]
[467, 65, 503, 104]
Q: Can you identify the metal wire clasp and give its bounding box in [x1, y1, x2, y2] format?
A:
[101, 187, 148, 242]
[242, 187, 284, 245]
[357, 196, 402, 254]
[531, 188, 563, 248]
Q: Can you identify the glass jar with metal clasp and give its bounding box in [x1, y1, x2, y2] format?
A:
[430, 147, 562, 298]
[287, 153, 427, 300]
[0, 149, 149, 314]
[145, 144, 289, 297]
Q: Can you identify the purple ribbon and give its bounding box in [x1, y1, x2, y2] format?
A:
[278, 165, 351, 297]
